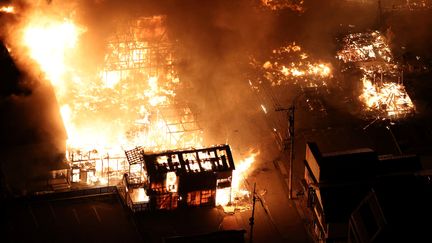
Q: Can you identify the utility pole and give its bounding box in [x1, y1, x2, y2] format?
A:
[249, 183, 257, 243]
[386, 125, 402, 154]
[288, 105, 294, 199]
[107, 153, 110, 186]
[377, 0, 383, 28]
[276, 105, 295, 199]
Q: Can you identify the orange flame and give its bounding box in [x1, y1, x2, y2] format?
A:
[360, 76, 414, 117]
[255, 43, 332, 87]
[22, 17, 85, 89]
[337, 31, 415, 117]
[216, 151, 259, 211]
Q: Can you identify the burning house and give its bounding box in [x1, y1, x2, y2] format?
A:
[337, 30, 415, 118]
[61, 15, 205, 188]
[0, 2, 257, 214]
[119, 144, 235, 212]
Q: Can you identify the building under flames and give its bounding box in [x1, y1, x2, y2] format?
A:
[58, 15, 203, 189]
[119, 144, 235, 212]
[337, 30, 415, 118]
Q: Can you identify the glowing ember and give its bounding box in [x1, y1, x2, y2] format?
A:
[261, 104, 268, 114]
[260, 0, 305, 12]
[391, 0, 432, 10]
[0, 6, 14, 13]
[216, 151, 259, 212]
[337, 31, 393, 63]
[251, 42, 332, 88]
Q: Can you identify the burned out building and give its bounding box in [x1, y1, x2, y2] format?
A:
[120, 144, 235, 212]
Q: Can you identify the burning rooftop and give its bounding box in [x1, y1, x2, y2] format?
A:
[337, 30, 415, 118]
[120, 144, 236, 212]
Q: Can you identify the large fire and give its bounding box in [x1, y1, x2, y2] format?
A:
[23, 18, 84, 87]
[19, 13, 197, 154]
[337, 31, 415, 118]
[5, 3, 256, 209]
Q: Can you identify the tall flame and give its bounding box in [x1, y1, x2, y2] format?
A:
[23, 18, 84, 88]
[216, 151, 259, 211]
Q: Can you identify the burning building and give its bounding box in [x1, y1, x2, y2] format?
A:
[119, 144, 235, 212]
[337, 30, 415, 118]
[0, 2, 257, 214]
[250, 42, 332, 88]
[61, 15, 206, 192]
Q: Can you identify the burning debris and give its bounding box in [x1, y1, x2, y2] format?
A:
[337, 31, 393, 63]
[259, 0, 305, 12]
[248, 43, 332, 147]
[387, 0, 432, 11]
[251, 42, 332, 88]
[337, 30, 414, 118]
[360, 77, 414, 117]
